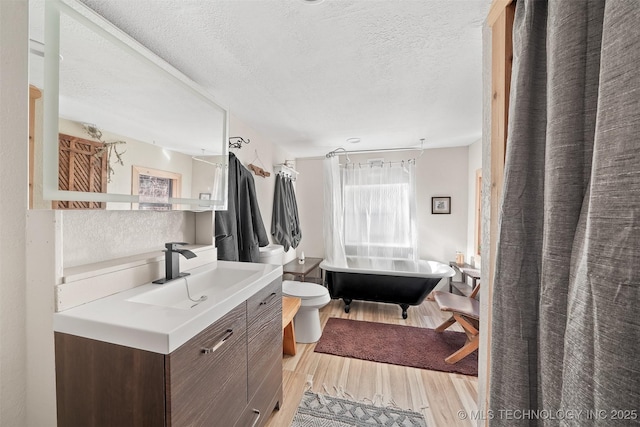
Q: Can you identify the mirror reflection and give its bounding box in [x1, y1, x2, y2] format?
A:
[28, 0, 228, 210]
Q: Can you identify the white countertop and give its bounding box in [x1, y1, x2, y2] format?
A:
[53, 261, 283, 354]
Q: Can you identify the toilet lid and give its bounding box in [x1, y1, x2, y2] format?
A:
[282, 280, 328, 299]
[258, 244, 284, 255]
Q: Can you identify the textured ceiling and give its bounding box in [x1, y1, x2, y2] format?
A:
[72, 0, 489, 157]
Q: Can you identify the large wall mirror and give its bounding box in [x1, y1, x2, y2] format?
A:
[28, 0, 228, 210]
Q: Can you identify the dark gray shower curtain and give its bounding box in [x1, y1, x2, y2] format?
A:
[490, 1, 640, 425]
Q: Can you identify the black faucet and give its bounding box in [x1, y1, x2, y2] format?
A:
[153, 242, 197, 284]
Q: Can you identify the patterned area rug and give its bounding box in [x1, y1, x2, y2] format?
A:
[314, 318, 478, 376]
[291, 392, 427, 427]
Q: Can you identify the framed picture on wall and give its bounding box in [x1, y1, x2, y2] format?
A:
[432, 196, 451, 214]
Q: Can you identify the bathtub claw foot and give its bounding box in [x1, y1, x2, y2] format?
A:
[400, 304, 409, 319]
[343, 298, 352, 314]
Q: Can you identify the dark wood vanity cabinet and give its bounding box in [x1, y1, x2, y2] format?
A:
[55, 278, 282, 427]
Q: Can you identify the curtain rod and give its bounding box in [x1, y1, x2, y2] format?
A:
[325, 146, 422, 158]
[325, 139, 425, 158]
[192, 156, 224, 167]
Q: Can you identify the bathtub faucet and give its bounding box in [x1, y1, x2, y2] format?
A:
[153, 242, 197, 284]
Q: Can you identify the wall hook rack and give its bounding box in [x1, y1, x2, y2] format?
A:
[273, 163, 299, 181]
[228, 136, 250, 149]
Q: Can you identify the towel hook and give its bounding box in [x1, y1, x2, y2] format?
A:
[228, 136, 250, 149]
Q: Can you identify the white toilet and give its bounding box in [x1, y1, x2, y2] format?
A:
[258, 245, 331, 343]
[281, 280, 331, 343]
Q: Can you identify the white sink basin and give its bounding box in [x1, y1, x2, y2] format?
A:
[53, 260, 283, 354]
[127, 267, 257, 309]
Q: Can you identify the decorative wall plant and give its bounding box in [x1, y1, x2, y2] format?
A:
[83, 123, 126, 183]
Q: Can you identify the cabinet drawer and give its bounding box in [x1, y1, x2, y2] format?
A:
[247, 278, 282, 398]
[247, 278, 282, 326]
[166, 302, 247, 427]
[235, 357, 282, 427]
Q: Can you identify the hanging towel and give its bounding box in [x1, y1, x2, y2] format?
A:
[286, 177, 302, 248]
[271, 174, 291, 251]
[215, 153, 269, 262]
[271, 173, 301, 251]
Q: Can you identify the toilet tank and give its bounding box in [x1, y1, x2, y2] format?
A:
[258, 244, 284, 265]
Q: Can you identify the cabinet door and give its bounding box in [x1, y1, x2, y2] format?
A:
[55, 332, 165, 427]
[166, 303, 247, 427]
[247, 278, 282, 400]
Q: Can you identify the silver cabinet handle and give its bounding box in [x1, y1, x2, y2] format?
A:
[250, 409, 261, 427]
[259, 292, 277, 306]
[201, 329, 233, 354]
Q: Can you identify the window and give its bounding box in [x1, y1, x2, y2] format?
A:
[132, 165, 182, 210]
[342, 164, 416, 260]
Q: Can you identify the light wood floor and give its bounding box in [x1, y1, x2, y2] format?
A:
[265, 298, 478, 427]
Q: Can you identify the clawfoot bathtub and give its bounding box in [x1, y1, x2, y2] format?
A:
[320, 258, 455, 319]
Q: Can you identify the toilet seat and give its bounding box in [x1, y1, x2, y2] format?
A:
[282, 280, 328, 300]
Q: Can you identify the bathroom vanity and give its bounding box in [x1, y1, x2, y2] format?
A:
[53, 261, 282, 427]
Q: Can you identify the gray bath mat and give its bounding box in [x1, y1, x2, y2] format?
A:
[291, 391, 427, 427]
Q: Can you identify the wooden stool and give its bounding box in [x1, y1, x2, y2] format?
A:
[433, 283, 480, 364]
[282, 296, 301, 356]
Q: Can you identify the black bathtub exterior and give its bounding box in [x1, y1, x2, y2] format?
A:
[324, 269, 442, 319]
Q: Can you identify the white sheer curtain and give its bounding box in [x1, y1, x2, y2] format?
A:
[323, 157, 418, 269]
[323, 157, 347, 267]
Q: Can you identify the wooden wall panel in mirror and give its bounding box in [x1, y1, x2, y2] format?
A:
[54, 133, 107, 209]
[28, 0, 229, 211]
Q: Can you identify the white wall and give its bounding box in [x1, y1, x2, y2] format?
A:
[466, 138, 482, 265]
[415, 147, 469, 264]
[228, 114, 297, 263]
[26, 211, 59, 427]
[0, 1, 28, 425]
[62, 211, 197, 268]
[295, 158, 325, 258]
[295, 147, 470, 267]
